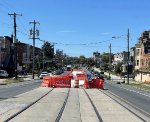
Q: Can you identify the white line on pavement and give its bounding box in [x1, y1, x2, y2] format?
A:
[106, 81, 150, 98]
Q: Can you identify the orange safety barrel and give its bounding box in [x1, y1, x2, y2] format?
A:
[74, 79, 79, 88]
[76, 73, 86, 80]
[41, 76, 51, 87]
[99, 79, 104, 89]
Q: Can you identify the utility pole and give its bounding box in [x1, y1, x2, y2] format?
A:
[127, 28, 130, 84]
[8, 12, 22, 79]
[109, 43, 111, 80]
[43, 40, 45, 70]
[29, 20, 40, 79]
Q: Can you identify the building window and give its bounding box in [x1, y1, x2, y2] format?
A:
[136, 49, 140, 56]
[141, 59, 144, 66]
[137, 60, 139, 66]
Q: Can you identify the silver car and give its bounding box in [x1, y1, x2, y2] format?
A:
[0, 70, 9, 78]
[39, 71, 48, 79]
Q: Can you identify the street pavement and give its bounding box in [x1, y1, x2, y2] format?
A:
[0, 70, 149, 122]
[0, 88, 146, 122]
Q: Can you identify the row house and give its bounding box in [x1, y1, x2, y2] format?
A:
[112, 51, 128, 64]
[0, 35, 42, 75]
[112, 51, 132, 72]
[134, 31, 150, 82]
[0, 36, 14, 75]
[16, 41, 41, 72]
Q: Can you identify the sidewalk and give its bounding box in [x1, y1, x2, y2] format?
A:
[94, 67, 150, 91]
[0, 79, 7, 85]
[0, 75, 39, 85]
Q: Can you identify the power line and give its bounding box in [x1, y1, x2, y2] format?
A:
[17, 17, 28, 33]
[1, 0, 19, 13]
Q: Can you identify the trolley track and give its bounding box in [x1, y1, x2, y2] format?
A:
[83, 88, 103, 122]
[3, 88, 54, 122]
[98, 89, 149, 122]
[55, 88, 70, 122]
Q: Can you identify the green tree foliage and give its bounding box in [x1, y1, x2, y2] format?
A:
[42, 41, 54, 59]
[79, 55, 86, 64]
[100, 53, 109, 70]
[101, 53, 109, 63]
[114, 63, 122, 74]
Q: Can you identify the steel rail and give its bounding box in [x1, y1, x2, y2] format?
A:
[99, 89, 148, 122]
[55, 88, 70, 122]
[83, 88, 103, 122]
[4, 88, 54, 122]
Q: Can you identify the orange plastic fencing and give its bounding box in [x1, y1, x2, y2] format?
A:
[83, 74, 104, 89]
[66, 71, 73, 79]
[42, 70, 104, 89]
[84, 80, 89, 89]
[41, 75, 71, 88]
[87, 78, 104, 89]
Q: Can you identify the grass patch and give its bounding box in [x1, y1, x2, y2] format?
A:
[4, 78, 25, 84]
[129, 82, 150, 91]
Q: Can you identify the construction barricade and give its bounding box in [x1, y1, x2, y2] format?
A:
[42, 69, 104, 89]
[42, 75, 71, 88]
[84, 80, 90, 89]
[41, 76, 51, 87]
[84, 78, 104, 89]
[76, 73, 86, 80]
[91, 78, 104, 89]
[74, 79, 79, 88]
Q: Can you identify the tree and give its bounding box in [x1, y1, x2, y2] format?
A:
[101, 54, 109, 63]
[40, 41, 54, 70]
[42, 41, 54, 59]
[114, 62, 122, 74]
[100, 53, 109, 70]
[79, 55, 86, 64]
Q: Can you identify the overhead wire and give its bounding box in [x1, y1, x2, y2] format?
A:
[0, 0, 130, 55]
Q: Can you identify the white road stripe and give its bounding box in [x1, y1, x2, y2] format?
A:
[106, 81, 150, 98]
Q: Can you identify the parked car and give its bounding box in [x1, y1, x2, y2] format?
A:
[0, 70, 9, 78]
[124, 74, 134, 78]
[39, 71, 48, 79]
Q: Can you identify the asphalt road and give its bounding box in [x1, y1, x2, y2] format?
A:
[104, 81, 150, 116]
[0, 80, 41, 100]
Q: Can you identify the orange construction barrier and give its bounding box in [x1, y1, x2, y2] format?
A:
[84, 80, 89, 89]
[88, 78, 104, 89]
[42, 75, 71, 88]
[41, 77, 51, 87]
[41, 70, 104, 89]
[74, 79, 79, 88]
[76, 73, 86, 80]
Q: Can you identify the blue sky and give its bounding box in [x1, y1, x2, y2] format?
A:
[0, 0, 150, 57]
